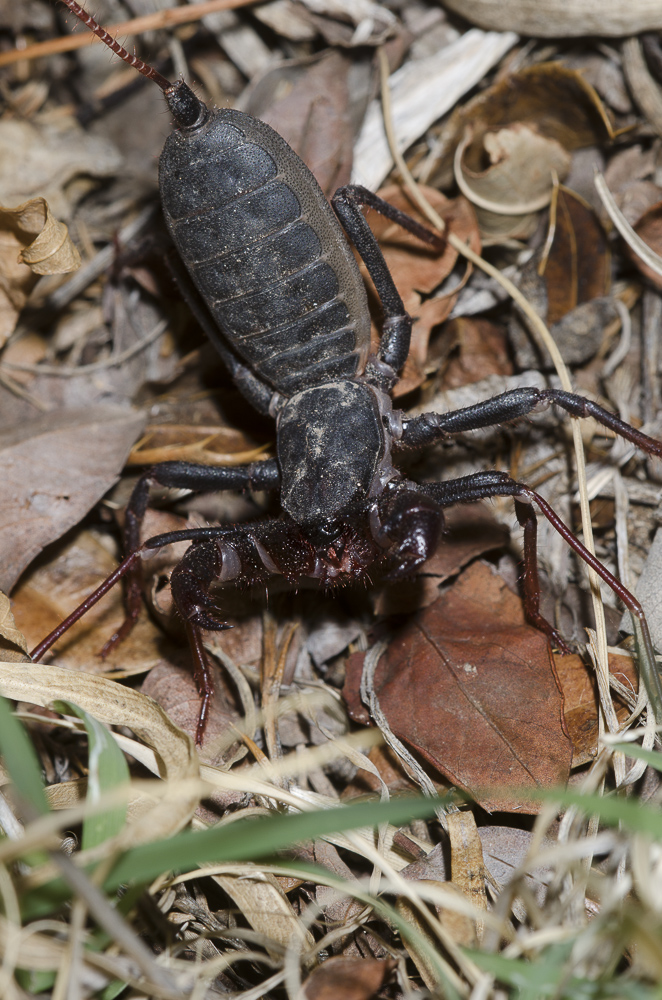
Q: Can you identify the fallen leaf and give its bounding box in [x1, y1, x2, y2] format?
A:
[0, 591, 29, 661]
[0, 407, 145, 593]
[540, 185, 610, 324]
[255, 51, 355, 196]
[0, 118, 122, 221]
[432, 63, 614, 190]
[437, 318, 513, 389]
[440, 0, 662, 37]
[632, 200, 662, 288]
[141, 660, 242, 764]
[127, 423, 269, 467]
[363, 185, 480, 396]
[214, 872, 314, 959]
[555, 650, 639, 764]
[455, 124, 571, 241]
[11, 528, 164, 677]
[343, 562, 572, 812]
[302, 956, 397, 1000]
[0, 197, 80, 343]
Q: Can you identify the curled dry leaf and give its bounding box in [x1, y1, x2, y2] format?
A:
[363, 184, 480, 396]
[455, 124, 571, 242]
[440, 0, 662, 36]
[0, 407, 145, 593]
[432, 63, 614, 190]
[0, 197, 81, 344]
[302, 956, 397, 1000]
[0, 660, 199, 846]
[127, 423, 269, 467]
[0, 591, 29, 661]
[343, 562, 572, 813]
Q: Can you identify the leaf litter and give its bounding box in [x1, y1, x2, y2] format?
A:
[2, 2, 662, 998]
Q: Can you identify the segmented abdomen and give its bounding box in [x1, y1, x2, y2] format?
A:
[159, 109, 370, 396]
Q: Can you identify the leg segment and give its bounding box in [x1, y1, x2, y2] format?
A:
[103, 458, 281, 655]
[374, 484, 444, 579]
[420, 471, 653, 656]
[400, 386, 662, 457]
[332, 185, 444, 376]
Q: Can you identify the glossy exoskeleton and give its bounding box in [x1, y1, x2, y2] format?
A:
[34, 1, 662, 743]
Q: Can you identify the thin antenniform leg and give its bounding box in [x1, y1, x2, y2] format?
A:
[59, 0, 172, 89]
[400, 386, 662, 457]
[421, 471, 657, 658]
[186, 622, 214, 745]
[100, 458, 281, 657]
[30, 549, 142, 661]
[332, 185, 444, 376]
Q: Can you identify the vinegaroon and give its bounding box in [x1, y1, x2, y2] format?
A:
[32, 0, 662, 743]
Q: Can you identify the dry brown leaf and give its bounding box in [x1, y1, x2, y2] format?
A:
[0, 407, 145, 593]
[302, 956, 397, 1000]
[555, 650, 638, 764]
[0, 197, 80, 343]
[363, 185, 480, 396]
[256, 51, 355, 196]
[438, 318, 513, 389]
[11, 529, 164, 678]
[0, 118, 122, 220]
[541, 185, 610, 325]
[632, 200, 662, 289]
[0, 660, 199, 846]
[440, 0, 662, 36]
[432, 63, 614, 189]
[344, 562, 572, 812]
[455, 124, 571, 241]
[127, 423, 269, 467]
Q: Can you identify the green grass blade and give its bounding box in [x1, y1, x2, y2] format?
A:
[0, 695, 48, 817]
[52, 700, 129, 850]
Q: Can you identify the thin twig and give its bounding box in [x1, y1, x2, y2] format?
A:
[0, 0, 259, 68]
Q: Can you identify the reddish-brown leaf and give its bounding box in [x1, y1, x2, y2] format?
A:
[541, 185, 610, 325]
[438, 317, 513, 389]
[302, 956, 397, 1000]
[632, 200, 662, 289]
[555, 650, 638, 764]
[343, 562, 572, 812]
[362, 185, 480, 396]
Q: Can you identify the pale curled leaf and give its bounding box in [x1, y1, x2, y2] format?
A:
[1, 197, 80, 274]
[454, 125, 570, 216]
[595, 171, 662, 280]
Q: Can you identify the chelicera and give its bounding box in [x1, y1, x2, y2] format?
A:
[32, 1, 662, 744]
